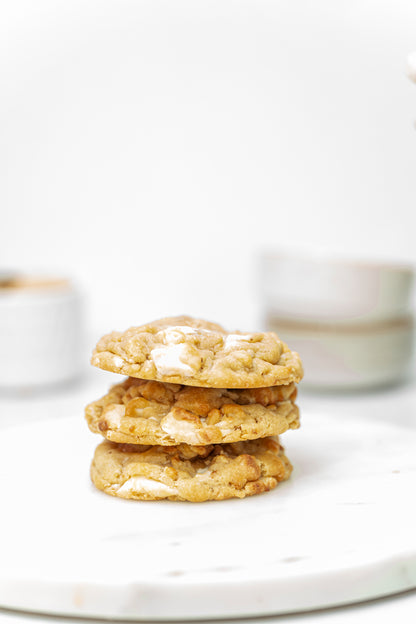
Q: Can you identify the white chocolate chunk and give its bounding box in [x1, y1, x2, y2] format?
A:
[112, 355, 125, 368]
[160, 412, 200, 443]
[196, 467, 212, 475]
[159, 326, 197, 345]
[103, 404, 124, 428]
[224, 334, 254, 349]
[217, 422, 235, 435]
[117, 477, 176, 497]
[151, 344, 195, 376]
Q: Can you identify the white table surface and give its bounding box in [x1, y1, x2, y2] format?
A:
[1, 367, 415, 624]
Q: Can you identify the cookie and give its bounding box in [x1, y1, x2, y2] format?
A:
[91, 316, 303, 388]
[90, 437, 292, 502]
[85, 377, 300, 445]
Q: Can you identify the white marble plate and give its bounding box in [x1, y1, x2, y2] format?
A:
[1, 412, 415, 620]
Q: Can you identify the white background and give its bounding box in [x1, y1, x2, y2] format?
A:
[1, 0, 416, 335]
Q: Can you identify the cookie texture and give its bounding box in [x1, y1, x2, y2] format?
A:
[90, 437, 292, 502]
[85, 377, 299, 445]
[91, 316, 303, 388]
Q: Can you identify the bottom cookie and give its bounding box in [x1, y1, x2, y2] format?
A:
[91, 437, 292, 502]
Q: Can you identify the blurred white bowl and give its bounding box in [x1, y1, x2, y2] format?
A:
[259, 252, 415, 389]
[269, 316, 414, 390]
[0, 276, 84, 390]
[260, 252, 414, 324]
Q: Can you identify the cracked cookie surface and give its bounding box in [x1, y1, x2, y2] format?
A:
[91, 316, 303, 388]
[85, 377, 300, 445]
[90, 437, 292, 502]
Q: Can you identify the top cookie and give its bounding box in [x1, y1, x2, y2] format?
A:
[91, 316, 303, 388]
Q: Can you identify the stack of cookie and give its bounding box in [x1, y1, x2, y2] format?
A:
[85, 316, 303, 502]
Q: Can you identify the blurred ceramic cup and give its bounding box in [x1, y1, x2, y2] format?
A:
[0, 274, 84, 391]
[259, 253, 415, 390]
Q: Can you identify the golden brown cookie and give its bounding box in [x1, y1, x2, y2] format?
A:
[90, 437, 292, 502]
[91, 316, 303, 388]
[85, 377, 300, 445]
